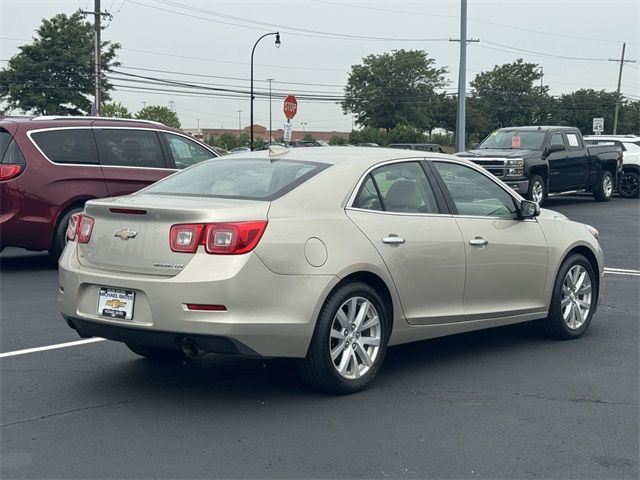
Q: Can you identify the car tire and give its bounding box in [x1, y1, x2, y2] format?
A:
[538, 253, 597, 340]
[593, 170, 614, 202]
[48, 206, 83, 266]
[125, 343, 185, 362]
[297, 281, 390, 394]
[527, 175, 547, 205]
[618, 170, 639, 198]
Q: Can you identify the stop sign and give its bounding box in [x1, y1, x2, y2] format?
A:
[283, 95, 298, 120]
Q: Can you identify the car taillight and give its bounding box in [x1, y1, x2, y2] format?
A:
[169, 221, 268, 255]
[66, 213, 94, 243]
[0, 164, 23, 181]
[205, 221, 268, 254]
[170, 224, 205, 253]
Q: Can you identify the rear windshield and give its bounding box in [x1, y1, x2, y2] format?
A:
[141, 157, 329, 200]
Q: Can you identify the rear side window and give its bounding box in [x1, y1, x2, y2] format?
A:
[0, 130, 25, 165]
[96, 129, 165, 168]
[164, 133, 214, 169]
[142, 157, 329, 200]
[354, 161, 438, 214]
[30, 129, 99, 164]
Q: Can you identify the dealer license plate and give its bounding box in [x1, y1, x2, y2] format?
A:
[97, 288, 135, 320]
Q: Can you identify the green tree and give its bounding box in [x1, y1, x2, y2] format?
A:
[349, 127, 387, 145]
[387, 124, 426, 144]
[214, 133, 238, 150]
[342, 49, 447, 132]
[0, 11, 120, 115]
[101, 102, 132, 118]
[548, 89, 640, 135]
[328, 134, 347, 145]
[136, 105, 180, 128]
[470, 59, 547, 134]
[302, 133, 316, 142]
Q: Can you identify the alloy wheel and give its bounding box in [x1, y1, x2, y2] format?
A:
[532, 180, 544, 204]
[619, 172, 639, 197]
[329, 296, 381, 380]
[603, 174, 613, 198]
[561, 265, 592, 330]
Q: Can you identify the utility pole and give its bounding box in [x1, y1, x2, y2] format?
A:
[450, 0, 479, 152]
[609, 43, 636, 134]
[81, 1, 110, 116]
[266, 78, 274, 142]
[537, 66, 544, 89]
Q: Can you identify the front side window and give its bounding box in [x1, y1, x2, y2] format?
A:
[434, 162, 518, 219]
[354, 161, 438, 214]
[142, 157, 328, 200]
[30, 129, 99, 164]
[549, 133, 565, 149]
[96, 129, 165, 168]
[164, 133, 214, 169]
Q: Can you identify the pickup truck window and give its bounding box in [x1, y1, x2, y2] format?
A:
[566, 133, 581, 149]
[478, 130, 545, 150]
[550, 133, 565, 148]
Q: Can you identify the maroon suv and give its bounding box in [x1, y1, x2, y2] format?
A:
[0, 116, 219, 262]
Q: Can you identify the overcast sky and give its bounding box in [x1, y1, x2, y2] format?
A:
[1, 0, 639, 133]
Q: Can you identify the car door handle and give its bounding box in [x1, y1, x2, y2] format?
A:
[469, 237, 489, 246]
[382, 235, 405, 245]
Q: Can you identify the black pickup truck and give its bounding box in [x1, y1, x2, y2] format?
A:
[456, 126, 623, 204]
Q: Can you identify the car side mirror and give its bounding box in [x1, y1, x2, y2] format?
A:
[547, 144, 566, 154]
[520, 200, 541, 219]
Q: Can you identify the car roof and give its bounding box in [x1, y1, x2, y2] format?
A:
[496, 126, 579, 132]
[227, 145, 464, 170]
[0, 116, 184, 134]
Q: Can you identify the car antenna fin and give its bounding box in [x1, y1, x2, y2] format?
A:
[269, 145, 290, 161]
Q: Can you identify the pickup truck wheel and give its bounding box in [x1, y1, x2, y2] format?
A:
[593, 170, 613, 202]
[618, 170, 639, 198]
[527, 175, 546, 205]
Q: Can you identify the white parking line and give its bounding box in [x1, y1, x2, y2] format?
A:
[0, 338, 105, 359]
[604, 267, 640, 277]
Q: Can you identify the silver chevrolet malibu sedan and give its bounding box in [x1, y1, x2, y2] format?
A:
[59, 146, 604, 394]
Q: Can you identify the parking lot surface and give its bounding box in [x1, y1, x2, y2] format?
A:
[1, 196, 638, 479]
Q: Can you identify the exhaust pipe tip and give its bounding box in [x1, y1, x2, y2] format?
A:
[180, 338, 205, 357]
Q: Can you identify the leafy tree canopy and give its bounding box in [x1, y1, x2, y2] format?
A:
[136, 105, 180, 128]
[549, 89, 639, 135]
[342, 49, 447, 132]
[101, 101, 132, 118]
[0, 11, 120, 115]
[470, 59, 547, 133]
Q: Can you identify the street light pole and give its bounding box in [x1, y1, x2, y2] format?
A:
[266, 78, 274, 142]
[237, 110, 242, 136]
[250, 32, 280, 150]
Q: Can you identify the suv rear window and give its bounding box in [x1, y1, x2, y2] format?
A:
[0, 129, 25, 165]
[141, 157, 329, 200]
[30, 129, 99, 164]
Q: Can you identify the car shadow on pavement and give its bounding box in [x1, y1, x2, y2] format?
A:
[0, 250, 51, 272]
[78, 321, 550, 401]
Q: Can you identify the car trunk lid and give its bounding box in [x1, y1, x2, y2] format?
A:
[77, 194, 270, 276]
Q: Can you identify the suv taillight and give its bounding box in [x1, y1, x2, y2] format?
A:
[170, 221, 268, 255]
[66, 213, 95, 243]
[0, 164, 23, 181]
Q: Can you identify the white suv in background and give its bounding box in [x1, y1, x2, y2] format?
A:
[584, 135, 640, 198]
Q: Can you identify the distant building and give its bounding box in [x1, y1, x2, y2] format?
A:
[184, 124, 350, 146]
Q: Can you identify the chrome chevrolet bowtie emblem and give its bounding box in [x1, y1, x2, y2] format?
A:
[114, 229, 138, 240]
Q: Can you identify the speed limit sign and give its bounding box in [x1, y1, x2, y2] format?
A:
[592, 117, 604, 134]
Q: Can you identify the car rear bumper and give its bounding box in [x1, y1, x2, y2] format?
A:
[58, 243, 339, 358]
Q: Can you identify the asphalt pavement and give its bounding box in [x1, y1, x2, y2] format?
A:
[1, 195, 638, 479]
